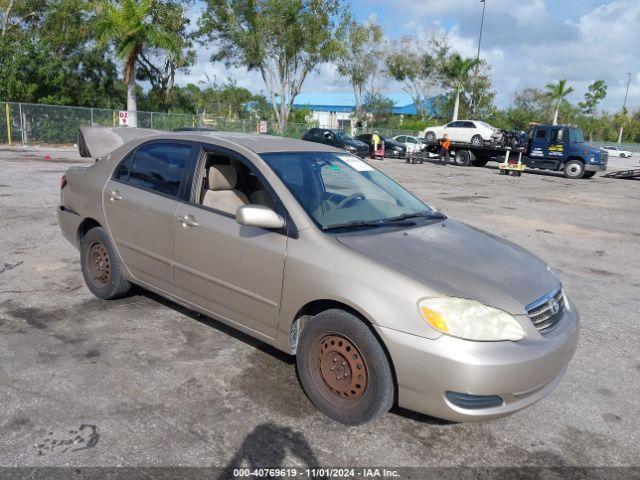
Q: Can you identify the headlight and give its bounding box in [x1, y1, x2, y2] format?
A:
[418, 297, 525, 341]
[345, 145, 356, 151]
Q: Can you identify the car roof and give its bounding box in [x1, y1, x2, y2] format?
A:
[172, 131, 338, 154]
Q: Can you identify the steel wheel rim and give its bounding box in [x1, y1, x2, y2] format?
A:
[87, 241, 110, 287]
[317, 334, 368, 402]
[568, 163, 582, 176]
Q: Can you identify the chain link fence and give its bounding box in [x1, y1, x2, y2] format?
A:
[0, 101, 427, 147]
[2, 101, 638, 153]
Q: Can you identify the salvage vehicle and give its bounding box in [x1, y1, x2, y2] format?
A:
[302, 128, 369, 158]
[355, 133, 406, 158]
[601, 145, 633, 158]
[423, 120, 502, 146]
[59, 127, 579, 424]
[419, 124, 608, 179]
[392, 134, 425, 154]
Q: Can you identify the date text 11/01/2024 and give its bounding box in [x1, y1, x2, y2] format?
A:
[232, 468, 400, 477]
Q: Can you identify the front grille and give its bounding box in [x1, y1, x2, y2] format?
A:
[527, 288, 565, 333]
[601, 151, 609, 165]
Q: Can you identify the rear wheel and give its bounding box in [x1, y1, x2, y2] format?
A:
[454, 150, 471, 166]
[425, 132, 436, 143]
[564, 160, 585, 179]
[470, 135, 483, 147]
[80, 227, 132, 299]
[296, 309, 394, 425]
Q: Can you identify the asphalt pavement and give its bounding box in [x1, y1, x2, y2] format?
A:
[0, 146, 639, 471]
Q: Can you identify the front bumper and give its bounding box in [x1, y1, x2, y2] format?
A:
[585, 163, 607, 172]
[375, 305, 579, 422]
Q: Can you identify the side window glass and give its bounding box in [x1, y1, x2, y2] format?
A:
[550, 129, 565, 143]
[128, 142, 191, 198]
[536, 129, 548, 140]
[113, 151, 133, 181]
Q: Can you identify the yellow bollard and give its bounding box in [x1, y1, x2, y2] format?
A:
[5, 103, 11, 145]
[113, 111, 116, 127]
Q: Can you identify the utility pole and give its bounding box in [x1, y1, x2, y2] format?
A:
[618, 72, 631, 144]
[471, 0, 486, 115]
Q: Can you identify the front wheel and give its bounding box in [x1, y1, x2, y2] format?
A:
[80, 227, 132, 299]
[425, 132, 436, 143]
[564, 160, 585, 179]
[296, 309, 395, 425]
[583, 171, 596, 179]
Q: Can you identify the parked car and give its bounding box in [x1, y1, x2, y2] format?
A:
[355, 133, 406, 158]
[59, 127, 579, 425]
[302, 128, 369, 158]
[423, 120, 501, 146]
[601, 145, 633, 158]
[393, 135, 425, 154]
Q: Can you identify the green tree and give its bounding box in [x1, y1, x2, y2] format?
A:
[94, 0, 183, 126]
[0, 0, 123, 108]
[335, 18, 383, 124]
[199, 0, 350, 132]
[136, 0, 195, 109]
[386, 34, 449, 119]
[443, 53, 480, 121]
[362, 93, 393, 125]
[578, 80, 607, 115]
[545, 79, 574, 125]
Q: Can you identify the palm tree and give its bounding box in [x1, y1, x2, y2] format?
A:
[545, 79, 574, 125]
[445, 54, 480, 121]
[94, 0, 181, 127]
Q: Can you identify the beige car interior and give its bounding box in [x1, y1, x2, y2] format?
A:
[200, 153, 275, 215]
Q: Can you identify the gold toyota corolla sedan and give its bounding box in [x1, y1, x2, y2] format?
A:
[57, 127, 579, 425]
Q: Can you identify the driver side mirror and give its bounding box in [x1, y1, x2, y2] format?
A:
[236, 205, 285, 229]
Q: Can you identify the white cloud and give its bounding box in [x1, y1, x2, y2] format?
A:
[174, 0, 640, 112]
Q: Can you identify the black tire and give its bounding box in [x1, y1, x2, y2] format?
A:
[620, 153, 625, 158]
[425, 131, 436, 143]
[454, 150, 471, 166]
[80, 226, 132, 300]
[564, 159, 585, 179]
[296, 309, 394, 425]
[583, 171, 596, 179]
[470, 135, 483, 147]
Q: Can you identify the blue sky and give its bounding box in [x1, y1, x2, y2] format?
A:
[177, 0, 640, 112]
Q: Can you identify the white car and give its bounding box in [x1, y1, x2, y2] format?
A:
[423, 120, 501, 146]
[601, 145, 633, 158]
[393, 135, 425, 154]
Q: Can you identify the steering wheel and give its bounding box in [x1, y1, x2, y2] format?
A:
[335, 193, 366, 209]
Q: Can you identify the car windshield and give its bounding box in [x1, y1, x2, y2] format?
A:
[569, 128, 585, 143]
[261, 152, 440, 230]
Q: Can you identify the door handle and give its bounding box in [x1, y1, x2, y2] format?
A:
[179, 215, 199, 228]
[109, 190, 122, 202]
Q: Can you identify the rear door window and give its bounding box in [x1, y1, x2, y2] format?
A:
[127, 142, 192, 198]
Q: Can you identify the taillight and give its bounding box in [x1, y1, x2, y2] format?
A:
[61, 175, 67, 190]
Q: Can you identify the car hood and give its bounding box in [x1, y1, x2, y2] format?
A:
[336, 219, 559, 315]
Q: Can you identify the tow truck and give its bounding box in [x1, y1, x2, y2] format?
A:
[416, 124, 608, 179]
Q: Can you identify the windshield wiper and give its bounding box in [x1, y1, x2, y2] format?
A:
[322, 219, 414, 231]
[383, 211, 446, 222]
